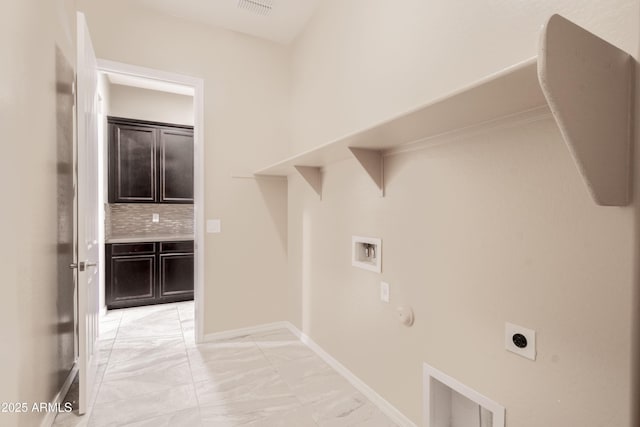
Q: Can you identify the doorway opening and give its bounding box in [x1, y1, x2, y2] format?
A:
[96, 60, 205, 343]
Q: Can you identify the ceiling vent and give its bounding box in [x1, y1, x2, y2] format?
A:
[237, 0, 274, 16]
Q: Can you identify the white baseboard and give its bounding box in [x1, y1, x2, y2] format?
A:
[283, 323, 417, 427]
[40, 362, 78, 427]
[201, 321, 291, 342]
[202, 320, 416, 427]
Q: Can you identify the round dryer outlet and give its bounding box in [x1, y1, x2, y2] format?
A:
[397, 306, 414, 327]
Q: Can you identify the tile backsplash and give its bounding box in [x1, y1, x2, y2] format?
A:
[106, 203, 193, 238]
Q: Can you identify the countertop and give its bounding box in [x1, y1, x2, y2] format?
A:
[106, 234, 195, 244]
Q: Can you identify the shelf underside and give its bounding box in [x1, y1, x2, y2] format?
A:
[256, 58, 545, 177]
[255, 14, 633, 206]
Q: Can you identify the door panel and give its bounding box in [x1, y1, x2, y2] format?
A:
[159, 253, 194, 299]
[109, 123, 157, 203]
[109, 256, 156, 305]
[76, 12, 100, 415]
[159, 129, 194, 203]
[55, 45, 76, 390]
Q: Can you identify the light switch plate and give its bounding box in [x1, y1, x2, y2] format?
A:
[505, 322, 536, 360]
[207, 219, 221, 233]
[152, 213, 160, 223]
[380, 281, 390, 303]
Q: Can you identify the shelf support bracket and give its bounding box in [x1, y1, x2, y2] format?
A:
[349, 147, 384, 197]
[294, 166, 322, 199]
[538, 14, 634, 206]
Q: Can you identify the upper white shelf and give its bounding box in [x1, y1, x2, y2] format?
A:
[255, 14, 633, 206]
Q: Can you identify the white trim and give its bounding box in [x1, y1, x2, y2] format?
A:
[201, 321, 415, 426]
[97, 59, 202, 88]
[202, 321, 292, 342]
[231, 174, 288, 181]
[40, 362, 78, 427]
[193, 77, 206, 345]
[423, 363, 505, 427]
[287, 324, 416, 427]
[95, 59, 206, 345]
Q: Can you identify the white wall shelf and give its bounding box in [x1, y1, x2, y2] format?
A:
[255, 14, 633, 206]
[293, 165, 322, 199]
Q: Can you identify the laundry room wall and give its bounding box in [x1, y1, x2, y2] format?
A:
[287, 0, 640, 425]
[78, 0, 291, 335]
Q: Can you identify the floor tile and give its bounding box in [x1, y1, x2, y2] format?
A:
[53, 411, 89, 427]
[252, 329, 317, 365]
[308, 389, 397, 427]
[243, 406, 318, 427]
[88, 384, 198, 427]
[276, 356, 354, 406]
[102, 349, 190, 384]
[120, 407, 201, 427]
[116, 309, 182, 339]
[189, 351, 273, 384]
[97, 362, 192, 405]
[188, 335, 260, 364]
[108, 336, 187, 366]
[194, 366, 291, 406]
[56, 302, 400, 427]
[199, 395, 302, 426]
[188, 338, 273, 384]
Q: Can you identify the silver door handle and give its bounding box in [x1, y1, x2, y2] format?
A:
[69, 261, 97, 271]
[80, 261, 97, 271]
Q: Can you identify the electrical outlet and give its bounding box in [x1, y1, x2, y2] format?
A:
[505, 322, 536, 360]
[152, 213, 160, 223]
[380, 281, 390, 303]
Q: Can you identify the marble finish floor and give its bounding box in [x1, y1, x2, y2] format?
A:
[54, 302, 398, 427]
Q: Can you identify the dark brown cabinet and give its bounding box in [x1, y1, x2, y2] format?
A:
[159, 128, 194, 203]
[158, 241, 194, 299]
[106, 241, 194, 309]
[108, 117, 193, 204]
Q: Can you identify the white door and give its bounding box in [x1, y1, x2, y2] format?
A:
[76, 11, 100, 415]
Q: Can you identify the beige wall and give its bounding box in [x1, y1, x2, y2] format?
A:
[78, 0, 290, 334]
[107, 83, 194, 126]
[2, 1, 635, 426]
[289, 0, 639, 425]
[290, 0, 639, 153]
[0, 0, 78, 426]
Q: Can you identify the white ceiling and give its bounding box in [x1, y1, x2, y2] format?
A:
[133, 0, 320, 44]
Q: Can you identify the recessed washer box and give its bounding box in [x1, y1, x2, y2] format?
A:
[424, 363, 505, 427]
[352, 236, 381, 273]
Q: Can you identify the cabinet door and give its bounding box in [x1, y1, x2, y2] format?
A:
[106, 254, 156, 309]
[158, 253, 194, 302]
[108, 122, 157, 203]
[159, 129, 194, 203]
